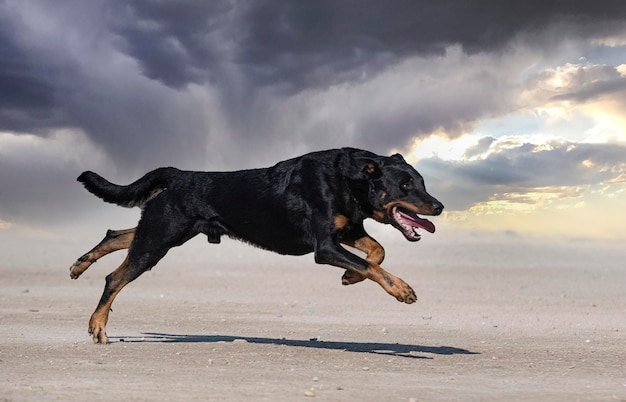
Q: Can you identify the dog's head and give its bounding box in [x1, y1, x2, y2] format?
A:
[347, 151, 444, 241]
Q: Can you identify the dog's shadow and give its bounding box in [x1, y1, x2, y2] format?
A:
[110, 333, 478, 360]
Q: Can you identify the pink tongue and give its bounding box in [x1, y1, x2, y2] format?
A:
[399, 210, 436, 233]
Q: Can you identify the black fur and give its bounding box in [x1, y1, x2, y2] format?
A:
[79, 148, 442, 255]
[78, 167, 178, 208]
[72, 147, 444, 343]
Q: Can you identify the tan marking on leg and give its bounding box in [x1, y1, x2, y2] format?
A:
[340, 236, 385, 285]
[70, 228, 135, 279]
[88, 257, 135, 344]
[351, 236, 385, 265]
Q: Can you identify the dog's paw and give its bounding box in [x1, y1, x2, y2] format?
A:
[88, 315, 109, 344]
[388, 277, 417, 304]
[341, 270, 366, 285]
[69, 255, 94, 279]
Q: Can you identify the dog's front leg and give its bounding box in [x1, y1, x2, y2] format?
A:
[314, 241, 416, 304]
[339, 235, 385, 285]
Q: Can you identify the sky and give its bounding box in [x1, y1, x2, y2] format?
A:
[1, 0, 626, 267]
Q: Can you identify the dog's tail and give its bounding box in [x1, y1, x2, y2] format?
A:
[77, 167, 180, 208]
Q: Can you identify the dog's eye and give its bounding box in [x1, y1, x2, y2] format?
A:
[400, 181, 412, 191]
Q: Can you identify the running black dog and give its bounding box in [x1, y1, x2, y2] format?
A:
[70, 147, 443, 344]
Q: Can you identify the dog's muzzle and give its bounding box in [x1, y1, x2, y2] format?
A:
[390, 205, 436, 242]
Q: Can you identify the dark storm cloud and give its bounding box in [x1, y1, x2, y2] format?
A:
[416, 140, 626, 210]
[110, 0, 232, 88]
[0, 0, 214, 172]
[235, 0, 626, 91]
[0, 9, 69, 132]
[2, 0, 626, 150]
[110, 0, 626, 92]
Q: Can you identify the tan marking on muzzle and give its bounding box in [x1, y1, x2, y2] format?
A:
[371, 199, 438, 223]
[386, 200, 438, 216]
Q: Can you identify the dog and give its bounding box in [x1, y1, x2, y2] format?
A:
[69, 147, 443, 344]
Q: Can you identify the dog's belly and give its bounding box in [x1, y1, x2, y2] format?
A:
[227, 220, 315, 256]
[255, 240, 313, 256]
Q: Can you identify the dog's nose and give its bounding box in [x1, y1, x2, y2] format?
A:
[432, 201, 444, 215]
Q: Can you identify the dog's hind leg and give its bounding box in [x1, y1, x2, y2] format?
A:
[88, 199, 200, 344]
[88, 241, 173, 344]
[69, 228, 136, 279]
[88, 255, 134, 344]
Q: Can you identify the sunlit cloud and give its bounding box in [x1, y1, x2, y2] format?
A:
[518, 59, 626, 143]
[469, 186, 588, 214]
[412, 129, 626, 239]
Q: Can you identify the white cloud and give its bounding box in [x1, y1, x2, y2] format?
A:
[413, 133, 626, 214]
[517, 59, 626, 142]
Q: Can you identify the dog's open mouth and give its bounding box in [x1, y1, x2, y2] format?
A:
[391, 205, 435, 241]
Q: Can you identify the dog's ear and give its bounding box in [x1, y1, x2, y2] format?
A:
[390, 153, 406, 163]
[349, 157, 382, 181]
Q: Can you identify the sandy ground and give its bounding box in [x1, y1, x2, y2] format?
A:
[1, 233, 625, 401]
